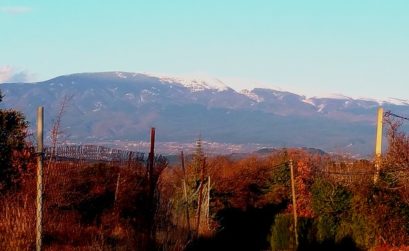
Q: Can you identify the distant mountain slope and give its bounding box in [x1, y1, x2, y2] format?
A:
[1, 71, 408, 155]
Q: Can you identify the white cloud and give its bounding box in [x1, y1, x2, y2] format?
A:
[0, 66, 36, 83]
[0, 66, 13, 83]
[0, 6, 32, 15]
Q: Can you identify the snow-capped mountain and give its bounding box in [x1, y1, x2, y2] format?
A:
[154, 74, 230, 92]
[1, 71, 408, 155]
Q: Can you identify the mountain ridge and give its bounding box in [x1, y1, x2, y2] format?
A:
[1, 71, 408, 156]
[3, 71, 407, 105]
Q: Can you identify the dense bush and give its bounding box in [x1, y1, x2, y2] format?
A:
[0, 90, 29, 192]
[270, 214, 315, 251]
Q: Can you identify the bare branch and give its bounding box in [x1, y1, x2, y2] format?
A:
[49, 94, 73, 164]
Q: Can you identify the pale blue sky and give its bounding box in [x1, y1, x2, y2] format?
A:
[1, 0, 409, 99]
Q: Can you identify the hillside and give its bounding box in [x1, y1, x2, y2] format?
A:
[1, 71, 408, 155]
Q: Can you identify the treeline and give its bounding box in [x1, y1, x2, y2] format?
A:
[163, 144, 408, 251]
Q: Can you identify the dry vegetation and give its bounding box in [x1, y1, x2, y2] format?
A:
[1, 142, 409, 250]
[1, 92, 409, 250]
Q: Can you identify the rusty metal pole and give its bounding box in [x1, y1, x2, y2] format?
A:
[374, 107, 384, 183]
[36, 106, 44, 251]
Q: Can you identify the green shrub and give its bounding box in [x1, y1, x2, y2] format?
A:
[0, 97, 28, 192]
[270, 214, 315, 251]
[311, 178, 351, 241]
[270, 214, 294, 250]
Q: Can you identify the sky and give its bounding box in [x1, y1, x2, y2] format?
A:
[1, 0, 409, 99]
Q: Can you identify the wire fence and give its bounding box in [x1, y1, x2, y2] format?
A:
[0, 139, 405, 249]
[317, 162, 376, 185]
[44, 145, 145, 163]
[0, 144, 164, 250]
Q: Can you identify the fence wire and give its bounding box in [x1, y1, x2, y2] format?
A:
[0, 145, 161, 250]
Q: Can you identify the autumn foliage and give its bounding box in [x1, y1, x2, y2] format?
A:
[1, 94, 409, 250]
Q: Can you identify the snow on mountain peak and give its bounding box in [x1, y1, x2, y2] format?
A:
[302, 98, 316, 107]
[313, 93, 352, 100]
[383, 97, 409, 106]
[73, 72, 409, 105]
[163, 76, 229, 92]
[240, 89, 264, 103]
[145, 73, 230, 92]
[115, 72, 128, 79]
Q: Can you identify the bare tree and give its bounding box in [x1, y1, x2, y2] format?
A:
[382, 113, 409, 202]
[49, 95, 73, 164]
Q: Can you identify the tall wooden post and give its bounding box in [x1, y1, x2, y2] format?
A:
[181, 151, 191, 236]
[149, 128, 155, 189]
[195, 158, 206, 238]
[207, 175, 211, 229]
[148, 128, 155, 250]
[114, 173, 121, 203]
[289, 160, 298, 248]
[36, 107, 44, 251]
[374, 107, 384, 183]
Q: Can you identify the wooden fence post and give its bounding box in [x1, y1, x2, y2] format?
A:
[181, 151, 191, 236]
[374, 107, 383, 183]
[289, 160, 299, 248]
[148, 127, 156, 251]
[195, 158, 206, 238]
[36, 106, 44, 251]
